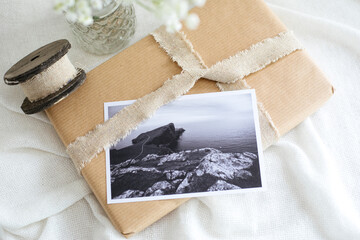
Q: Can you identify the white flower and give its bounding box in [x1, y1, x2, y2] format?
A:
[176, 1, 189, 19]
[185, 13, 200, 30]
[76, 0, 92, 15]
[155, 3, 174, 21]
[90, 0, 103, 10]
[166, 14, 182, 33]
[64, 0, 75, 7]
[54, 0, 67, 12]
[191, 0, 206, 7]
[78, 14, 93, 26]
[54, 0, 205, 31]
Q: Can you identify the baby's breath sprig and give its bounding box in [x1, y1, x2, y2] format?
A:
[54, 0, 206, 32]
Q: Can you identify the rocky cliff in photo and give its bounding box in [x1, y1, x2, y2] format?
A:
[110, 123, 184, 165]
[110, 123, 261, 199]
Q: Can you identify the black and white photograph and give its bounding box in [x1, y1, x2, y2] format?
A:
[105, 90, 264, 204]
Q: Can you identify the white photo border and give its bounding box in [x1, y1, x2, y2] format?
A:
[104, 89, 266, 204]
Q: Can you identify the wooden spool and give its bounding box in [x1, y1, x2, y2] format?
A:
[4, 39, 86, 114]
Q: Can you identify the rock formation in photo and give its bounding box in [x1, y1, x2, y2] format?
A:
[110, 123, 185, 165]
[110, 123, 261, 199]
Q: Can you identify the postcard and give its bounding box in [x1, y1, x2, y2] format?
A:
[104, 90, 264, 204]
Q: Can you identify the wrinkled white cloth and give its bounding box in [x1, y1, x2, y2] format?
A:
[1, 0, 360, 239]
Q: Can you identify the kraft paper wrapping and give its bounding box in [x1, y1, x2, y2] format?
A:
[45, 0, 333, 237]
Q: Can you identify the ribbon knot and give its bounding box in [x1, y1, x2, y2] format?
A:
[67, 26, 303, 172]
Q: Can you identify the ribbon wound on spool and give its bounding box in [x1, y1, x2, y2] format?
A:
[3, 39, 86, 114]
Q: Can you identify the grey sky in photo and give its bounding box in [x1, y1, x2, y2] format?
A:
[108, 92, 256, 150]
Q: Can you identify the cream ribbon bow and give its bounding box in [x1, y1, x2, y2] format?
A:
[67, 27, 303, 172]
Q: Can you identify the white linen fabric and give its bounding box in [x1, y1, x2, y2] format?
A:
[0, 0, 360, 239]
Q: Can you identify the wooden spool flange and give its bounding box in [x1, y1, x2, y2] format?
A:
[4, 39, 86, 114]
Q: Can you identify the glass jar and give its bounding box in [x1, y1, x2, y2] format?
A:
[68, 0, 136, 55]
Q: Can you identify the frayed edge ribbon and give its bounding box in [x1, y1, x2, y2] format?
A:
[67, 26, 302, 173]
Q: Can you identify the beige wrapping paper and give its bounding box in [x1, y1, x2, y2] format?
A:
[45, 0, 333, 237]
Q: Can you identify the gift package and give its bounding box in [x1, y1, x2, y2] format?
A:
[43, 0, 333, 237]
